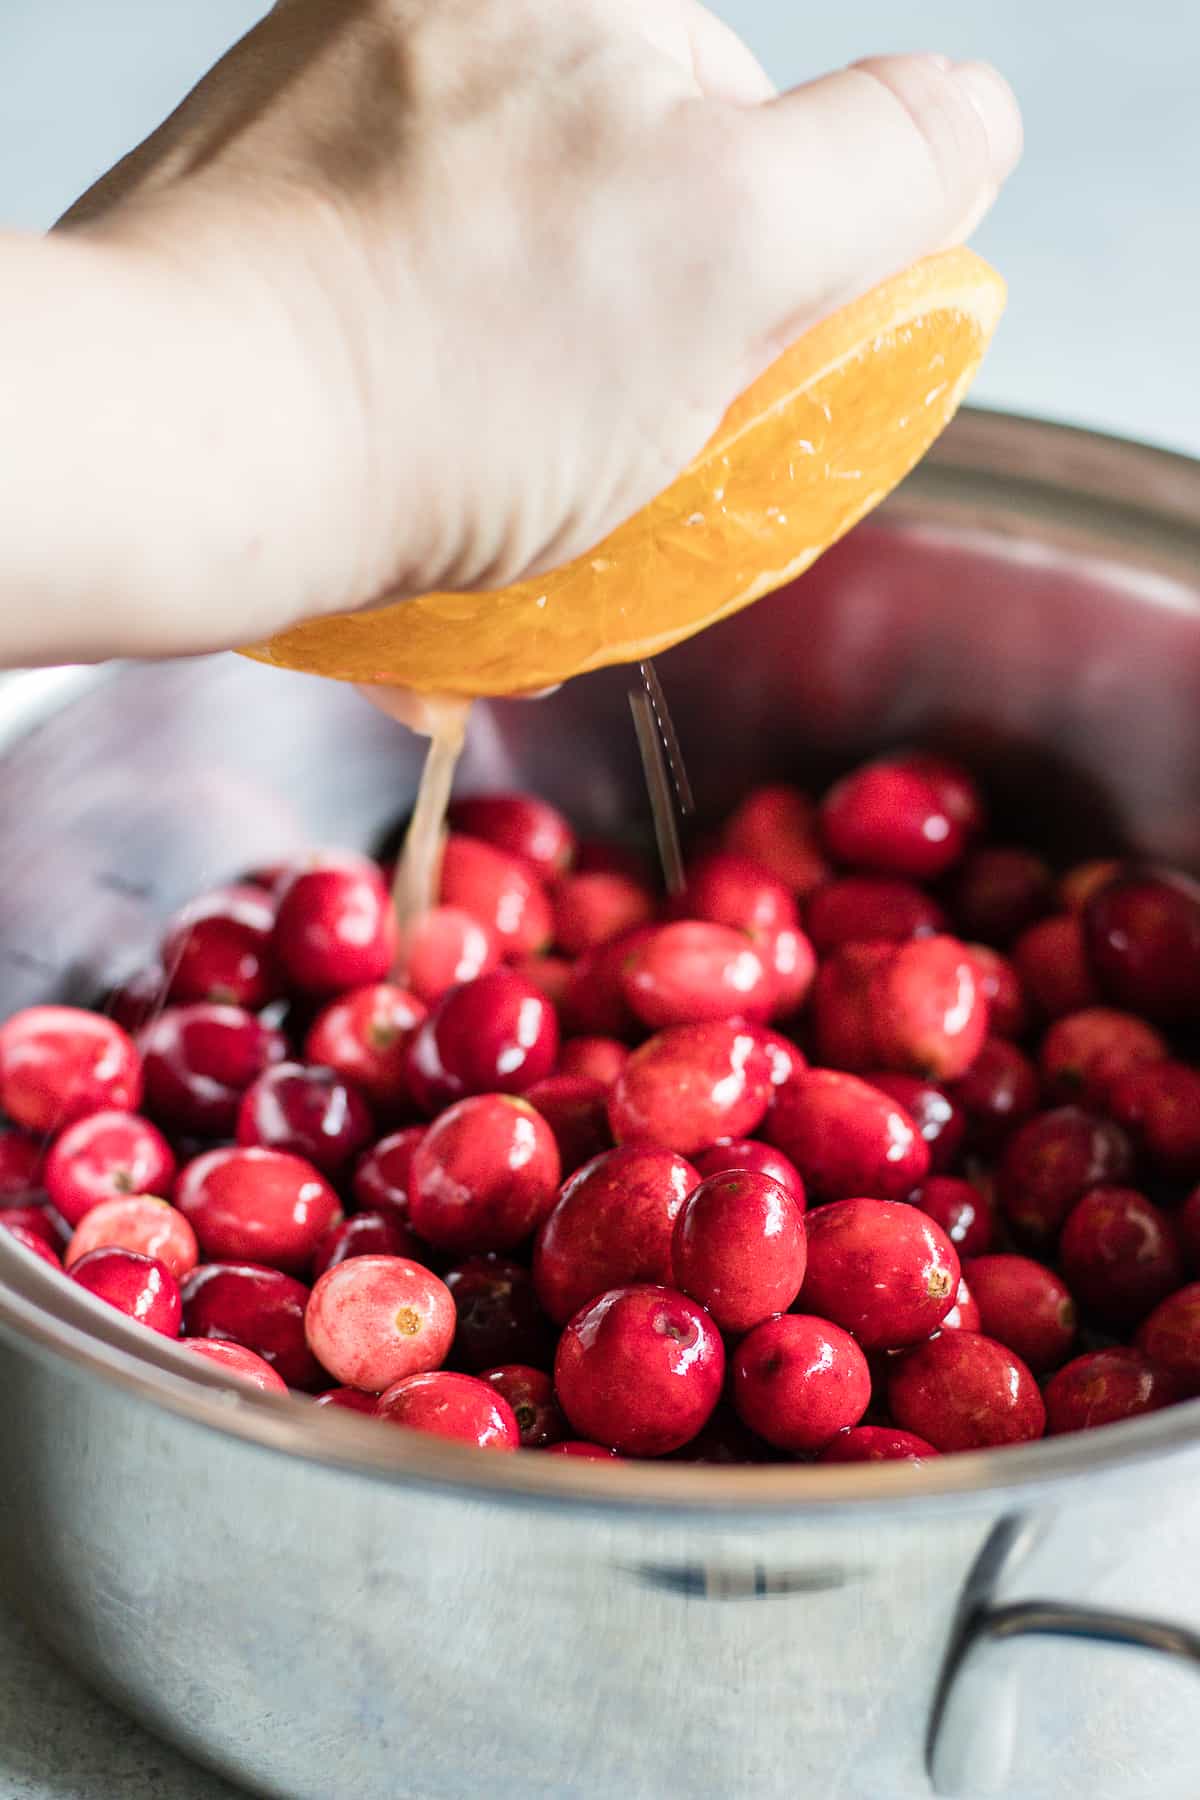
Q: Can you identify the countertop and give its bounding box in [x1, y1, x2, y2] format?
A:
[1, 1, 1198, 1795]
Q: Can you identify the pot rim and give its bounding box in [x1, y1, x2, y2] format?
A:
[3, 404, 1200, 1519]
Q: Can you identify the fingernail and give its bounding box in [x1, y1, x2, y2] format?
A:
[953, 60, 1024, 181]
[919, 53, 953, 72]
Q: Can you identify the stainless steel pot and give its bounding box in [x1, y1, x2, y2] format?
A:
[2, 411, 1200, 1800]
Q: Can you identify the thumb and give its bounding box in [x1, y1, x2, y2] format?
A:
[742, 53, 1022, 344]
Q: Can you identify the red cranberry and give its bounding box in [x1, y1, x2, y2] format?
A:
[667, 1405, 780, 1465]
[1040, 1008, 1168, 1109]
[0, 1006, 141, 1133]
[533, 1146, 699, 1325]
[404, 970, 558, 1114]
[821, 762, 965, 881]
[303, 983, 425, 1113]
[103, 967, 168, 1035]
[941, 1274, 981, 1332]
[352, 1127, 426, 1229]
[948, 1038, 1039, 1153]
[620, 922, 771, 1029]
[691, 1139, 806, 1210]
[272, 855, 397, 995]
[44, 1109, 175, 1227]
[892, 751, 987, 840]
[946, 846, 1052, 945]
[1059, 1187, 1182, 1330]
[409, 1095, 560, 1253]
[752, 1026, 806, 1092]
[138, 1003, 286, 1137]
[543, 1440, 624, 1459]
[311, 1211, 419, 1280]
[888, 1332, 1046, 1450]
[867, 1073, 967, 1174]
[1084, 870, 1200, 1023]
[554, 1284, 724, 1456]
[765, 1069, 929, 1204]
[1105, 1062, 1200, 1180]
[176, 1146, 341, 1273]
[313, 1386, 378, 1414]
[444, 1254, 554, 1372]
[511, 954, 572, 1008]
[721, 783, 828, 896]
[0, 1128, 44, 1198]
[964, 1254, 1077, 1373]
[181, 1261, 325, 1388]
[1012, 916, 1099, 1019]
[812, 943, 895, 1071]
[1181, 1186, 1200, 1274]
[574, 841, 652, 883]
[964, 945, 1029, 1039]
[396, 907, 501, 1005]
[997, 1107, 1133, 1245]
[439, 834, 553, 957]
[869, 936, 987, 1081]
[560, 928, 655, 1039]
[1058, 859, 1123, 914]
[479, 1363, 566, 1447]
[524, 1075, 611, 1174]
[552, 872, 654, 955]
[72, 1247, 181, 1336]
[674, 852, 796, 935]
[732, 1314, 870, 1452]
[609, 1022, 773, 1156]
[1135, 1284, 1200, 1395]
[181, 1337, 289, 1392]
[759, 923, 817, 1018]
[800, 1198, 959, 1350]
[806, 876, 947, 955]
[236, 1062, 374, 1175]
[817, 1426, 940, 1463]
[3, 1223, 63, 1269]
[557, 1036, 629, 1087]
[448, 792, 575, 878]
[305, 1254, 455, 1390]
[672, 1171, 806, 1334]
[1044, 1349, 1183, 1434]
[64, 1194, 198, 1277]
[375, 1369, 519, 1449]
[0, 1204, 61, 1250]
[161, 884, 278, 1009]
[914, 1176, 994, 1258]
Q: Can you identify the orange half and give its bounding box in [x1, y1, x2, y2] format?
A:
[241, 247, 1005, 696]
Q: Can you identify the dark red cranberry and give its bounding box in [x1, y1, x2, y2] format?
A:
[869, 936, 987, 1081]
[1012, 916, 1099, 1019]
[1084, 870, 1200, 1023]
[272, 855, 397, 995]
[721, 783, 828, 896]
[313, 1387, 378, 1414]
[523, 1075, 612, 1174]
[1, 1221, 63, 1269]
[102, 967, 168, 1036]
[1181, 1186, 1200, 1274]
[574, 840, 653, 883]
[161, 884, 278, 1009]
[667, 1405, 780, 1465]
[303, 983, 425, 1114]
[765, 1069, 930, 1204]
[1040, 1008, 1168, 1109]
[732, 1313, 870, 1452]
[510, 954, 572, 1008]
[181, 1260, 325, 1388]
[72, 1247, 182, 1337]
[439, 834, 553, 957]
[805, 876, 947, 955]
[560, 927, 655, 1039]
[375, 1369, 520, 1449]
[43, 1109, 175, 1228]
[552, 872, 654, 955]
[305, 1254, 455, 1391]
[351, 1127, 426, 1229]
[800, 1198, 959, 1350]
[867, 1073, 967, 1174]
[181, 1337, 289, 1392]
[946, 846, 1052, 945]
[914, 1176, 994, 1257]
[1135, 1284, 1200, 1395]
[609, 1022, 773, 1157]
[812, 942, 895, 1071]
[176, 1146, 341, 1273]
[948, 1038, 1039, 1153]
[691, 1139, 806, 1210]
[447, 793, 575, 879]
[891, 752, 986, 840]
[311, 1211, 419, 1280]
[1044, 1349, 1183, 1434]
[672, 1171, 806, 1334]
[138, 1003, 286, 1136]
[964, 1254, 1077, 1373]
[964, 945, 1029, 1039]
[620, 922, 771, 1029]
[404, 970, 558, 1114]
[1058, 859, 1124, 914]
[444, 1254, 555, 1372]
[997, 1107, 1133, 1245]
[479, 1363, 566, 1447]
[557, 1036, 629, 1087]
[554, 1284, 724, 1457]
[888, 1332, 1046, 1450]
[0, 1006, 141, 1133]
[409, 1095, 560, 1253]
[533, 1146, 699, 1325]
[397, 907, 501, 1005]
[817, 1426, 940, 1463]
[821, 761, 965, 881]
[0, 1128, 44, 1199]
[1058, 1187, 1183, 1329]
[1105, 1062, 1200, 1180]
[236, 1062, 374, 1176]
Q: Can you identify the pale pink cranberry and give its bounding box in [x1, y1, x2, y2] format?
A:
[721, 783, 828, 896]
[554, 1284, 725, 1457]
[672, 1171, 807, 1334]
[1057, 860, 1123, 914]
[181, 1260, 326, 1389]
[0, 1128, 44, 1198]
[869, 936, 987, 1081]
[1058, 1187, 1182, 1329]
[312, 1211, 420, 1280]
[305, 1254, 455, 1390]
[447, 792, 575, 879]
[812, 943, 895, 1070]
[1, 1223, 63, 1269]
[303, 983, 425, 1112]
[914, 1176, 994, 1257]
[273, 855, 397, 995]
[821, 762, 965, 881]
[1084, 870, 1200, 1023]
[552, 872, 654, 955]
[866, 1073, 967, 1174]
[1012, 916, 1099, 1019]
[533, 1146, 699, 1325]
[44, 1109, 176, 1227]
[964, 1254, 1077, 1373]
[313, 1387, 378, 1415]
[523, 1075, 611, 1174]
[138, 1003, 286, 1137]
[510, 955, 573, 1008]
[1107, 1061, 1200, 1180]
[560, 928, 655, 1039]
[444, 1254, 554, 1372]
[409, 1094, 561, 1253]
[375, 1369, 520, 1449]
[620, 922, 771, 1029]
[800, 1198, 959, 1350]
[997, 1107, 1133, 1245]
[439, 834, 553, 957]
[947, 847, 1052, 945]
[691, 1139, 806, 1210]
[161, 883, 278, 1009]
[557, 1037, 629, 1087]
[395, 907, 501, 1005]
[180, 1337, 289, 1393]
[817, 1426, 940, 1463]
[964, 945, 1030, 1038]
[236, 1062, 375, 1175]
[176, 1147, 342, 1274]
[480, 1363, 566, 1447]
[888, 1332, 1046, 1451]
[948, 1038, 1039, 1153]
[765, 1069, 930, 1204]
[0, 1006, 141, 1133]
[404, 969, 558, 1113]
[1040, 1008, 1168, 1108]
[1045, 1349, 1183, 1433]
[351, 1127, 427, 1229]
[70, 1247, 181, 1335]
[805, 876, 947, 954]
[65, 1194, 199, 1277]
[732, 1314, 870, 1452]
[609, 1022, 773, 1156]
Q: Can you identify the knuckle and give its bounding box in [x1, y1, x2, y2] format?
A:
[854, 55, 991, 216]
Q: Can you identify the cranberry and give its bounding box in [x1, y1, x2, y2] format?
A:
[609, 1022, 773, 1156]
[138, 1004, 286, 1137]
[303, 983, 425, 1113]
[1044, 1349, 1183, 1434]
[447, 792, 574, 878]
[71, 1247, 181, 1335]
[439, 834, 553, 957]
[552, 872, 654, 955]
[672, 1171, 806, 1334]
[1084, 870, 1200, 1023]
[765, 1069, 929, 1204]
[557, 1036, 629, 1087]
[554, 1284, 724, 1457]
[870, 936, 987, 1081]
[64, 1194, 199, 1277]
[964, 945, 1030, 1039]
[667, 1405, 781, 1465]
[1058, 859, 1124, 914]
[313, 1386, 378, 1414]
[963, 1254, 1076, 1373]
[1135, 1284, 1200, 1395]
[543, 1440, 624, 1459]
[1105, 1062, 1200, 1179]
[560, 928, 655, 1039]
[732, 1314, 870, 1452]
[511, 954, 572, 1008]
[395, 907, 501, 1005]
[181, 1337, 289, 1393]
[1040, 1008, 1168, 1109]
[161, 884, 278, 1009]
[722, 783, 828, 895]
[181, 1261, 325, 1388]
[0, 1205, 62, 1250]
[893, 752, 987, 840]
[867, 1073, 967, 1174]
[812, 943, 895, 1071]
[479, 1363, 566, 1447]
[312, 1211, 419, 1280]
[691, 1139, 806, 1210]
[752, 1026, 806, 1092]
[914, 1176, 994, 1258]
[806, 876, 947, 955]
[533, 1146, 699, 1325]
[102, 967, 168, 1035]
[574, 840, 652, 883]
[524, 1075, 612, 1174]
[43, 1109, 175, 1228]
[997, 1107, 1133, 1245]
[1057, 1187, 1182, 1329]
[176, 1146, 341, 1273]
[672, 852, 793, 935]
[620, 922, 771, 1029]
[0, 1128, 44, 1198]
[408, 1094, 560, 1253]
[1012, 916, 1099, 1019]
[375, 1369, 519, 1449]
[305, 1254, 455, 1391]
[801, 1198, 959, 1350]
[0, 1006, 141, 1133]
[817, 1426, 940, 1463]
[351, 1127, 426, 1229]
[948, 1038, 1039, 1153]
[236, 1062, 374, 1175]
[821, 762, 965, 881]
[404, 970, 558, 1114]
[2, 1223, 63, 1269]
[444, 1254, 554, 1372]
[272, 855, 397, 995]
[941, 1274, 981, 1332]
[946, 846, 1052, 945]
[888, 1332, 1046, 1451]
[1181, 1186, 1200, 1274]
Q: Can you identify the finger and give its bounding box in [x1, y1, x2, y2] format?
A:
[685, 4, 777, 105]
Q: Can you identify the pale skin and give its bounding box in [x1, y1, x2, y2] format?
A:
[0, 0, 1021, 675]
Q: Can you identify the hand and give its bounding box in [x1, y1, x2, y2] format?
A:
[9, 1, 1021, 665]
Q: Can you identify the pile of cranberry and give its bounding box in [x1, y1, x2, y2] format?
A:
[2, 750, 1199, 1466]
